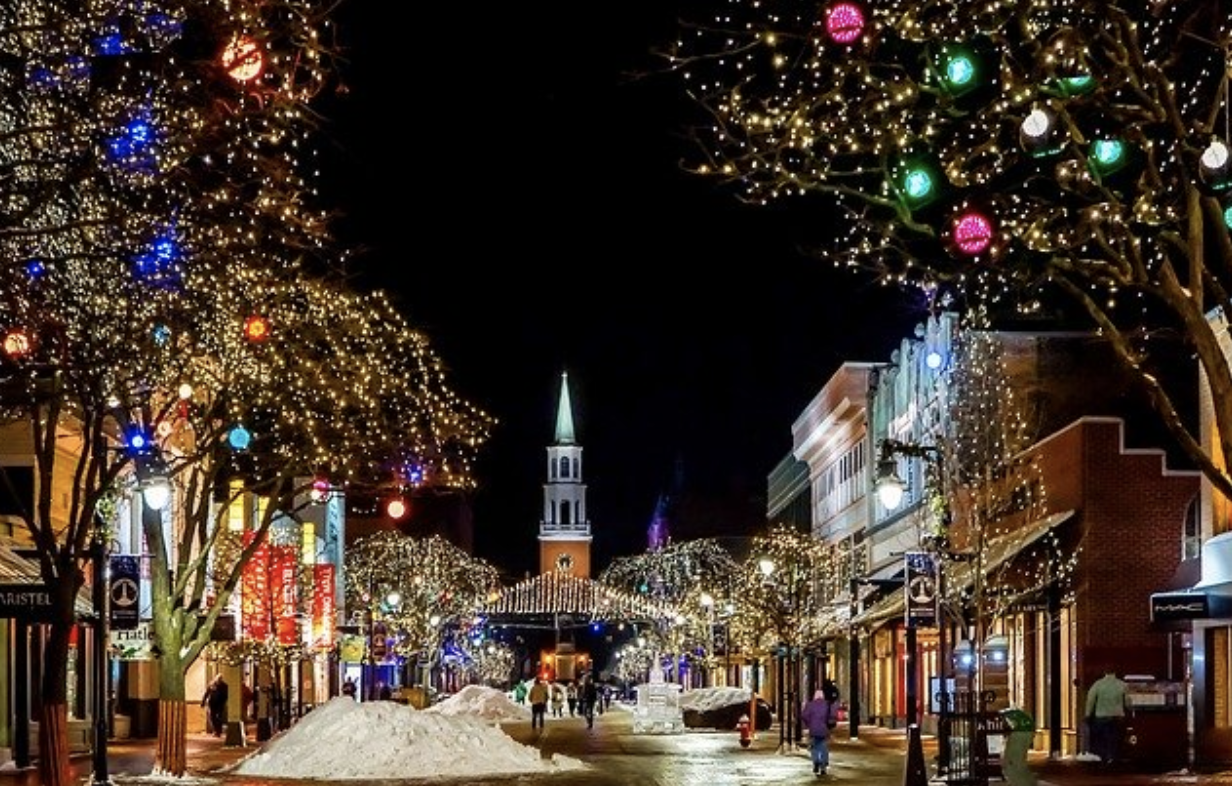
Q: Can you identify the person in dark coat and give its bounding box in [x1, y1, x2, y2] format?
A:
[800, 688, 839, 776]
[202, 674, 229, 737]
[581, 675, 600, 728]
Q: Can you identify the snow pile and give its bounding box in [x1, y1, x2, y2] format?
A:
[424, 684, 532, 722]
[229, 696, 584, 780]
[678, 686, 754, 712]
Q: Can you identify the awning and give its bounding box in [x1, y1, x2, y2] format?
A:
[944, 509, 1076, 596]
[1150, 533, 1232, 625]
[0, 538, 93, 618]
[850, 509, 1076, 628]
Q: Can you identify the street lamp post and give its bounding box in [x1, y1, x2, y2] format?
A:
[875, 439, 948, 730]
[92, 464, 170, 786]
[90, 524, 111, 786]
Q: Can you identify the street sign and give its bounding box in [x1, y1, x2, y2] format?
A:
[905, 551, 937, 627]
[0, 583, 54, 621]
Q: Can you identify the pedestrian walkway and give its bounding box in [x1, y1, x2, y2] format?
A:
[5, 718, 1232, 785]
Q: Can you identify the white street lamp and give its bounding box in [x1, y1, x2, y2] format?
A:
[874, 456, 906, 510]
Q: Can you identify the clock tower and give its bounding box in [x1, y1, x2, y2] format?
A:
[539, 371, 592, 577]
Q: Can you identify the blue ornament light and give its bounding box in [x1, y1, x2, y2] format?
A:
[152, 323, 172, 346]
[25, 259, 45, 279]
[93, 29, 127, 56]
[133, 228, 182, 284]
[124, 426, 154, 456]
[227, 425, 252, 451]
[108, 110, 158, 170]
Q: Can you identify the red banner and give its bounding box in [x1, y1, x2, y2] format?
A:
[313, 564, 336, 649]
[240, 531, 271, 640]
[271, 544, 299, 646]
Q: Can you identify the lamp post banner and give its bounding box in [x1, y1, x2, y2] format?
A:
[109, 555, 140, 630]
[905, 551, 938, 627]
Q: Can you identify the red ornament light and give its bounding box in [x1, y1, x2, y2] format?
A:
[310, 477, 331, 504]
[2, 329, 31, 360]
[951, 210, 994, 256]
[243, 315, 270, 343]
[825, 2, 865, 45]
[221, 35, 264, 83]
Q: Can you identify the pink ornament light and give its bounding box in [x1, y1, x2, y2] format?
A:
[825, 2, 865, 45]
[952, 210, 993, 256]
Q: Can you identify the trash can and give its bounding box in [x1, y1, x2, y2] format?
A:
[999, 707, 1036, 786]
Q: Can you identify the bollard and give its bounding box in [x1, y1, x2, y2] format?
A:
[904, 724, 928, 786]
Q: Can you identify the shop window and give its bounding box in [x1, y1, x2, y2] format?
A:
[1183, 496, 1200, 560]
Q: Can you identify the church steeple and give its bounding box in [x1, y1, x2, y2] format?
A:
[539, 371, 592, 577]
[554, 371, 576, 445]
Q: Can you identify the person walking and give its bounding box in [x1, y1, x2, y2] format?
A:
[1085, 669, 1132, 765]
[550, 682, 565, 718]
[800, 688, 839, 776]
[581, 675, 599, 729]
[566, 682, 578, 717]
[202, 674, 229, 737]
[528, 677, 549, 730]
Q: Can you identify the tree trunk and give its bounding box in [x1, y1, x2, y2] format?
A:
[37, 611, 75, 786]
[155, 699, 188, 776]
[154, 646, 188, 776]
[36, 702, 70, 786]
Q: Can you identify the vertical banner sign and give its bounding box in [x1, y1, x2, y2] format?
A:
[712, 622, 728, 657]
[904, 550, 938, 628]
[312, 563, 336, 649]
[241, 531, 271, 640]
[272, 544, 299, 645]
[109, 555, 140, 630]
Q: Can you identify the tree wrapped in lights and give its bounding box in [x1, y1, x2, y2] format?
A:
[673, 1, 1232, 498]
[726, 525, 836, 749]
[598, 537, 740, 670]
[0, 0, 490, 781]
[345, 532, 502, 681]
[466, 642, 517, 687]
[928, 311, 1076, 684]
[0, 0, 339, 781]
[141, 273, 491, 773]
[732, 526, 837, 661]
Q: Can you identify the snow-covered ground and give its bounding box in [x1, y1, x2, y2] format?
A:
[117, 685, 586, 783]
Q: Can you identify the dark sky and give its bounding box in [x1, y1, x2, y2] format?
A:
[320, 2, 924, 578]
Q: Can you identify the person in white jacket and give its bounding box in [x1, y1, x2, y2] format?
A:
[1085, 670, 1131, 764]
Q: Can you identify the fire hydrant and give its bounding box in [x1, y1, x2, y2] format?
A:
[737, 714, 752, 748]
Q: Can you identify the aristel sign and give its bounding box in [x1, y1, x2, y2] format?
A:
[0, 583, 55, 621]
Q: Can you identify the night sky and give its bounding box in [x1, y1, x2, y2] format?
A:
[319, 2, 924, 578]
